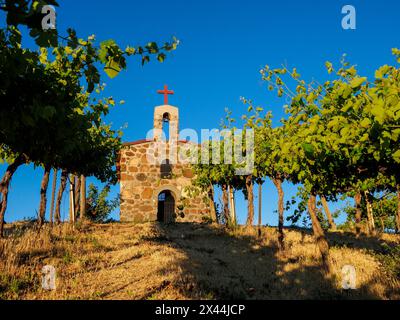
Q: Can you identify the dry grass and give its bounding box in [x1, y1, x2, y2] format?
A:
[0, 221, 399, 300]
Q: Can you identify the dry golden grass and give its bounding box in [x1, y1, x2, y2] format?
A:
[0, 221, 399, 300]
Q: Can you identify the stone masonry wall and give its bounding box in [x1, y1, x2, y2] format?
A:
[118, 141, 210, 223]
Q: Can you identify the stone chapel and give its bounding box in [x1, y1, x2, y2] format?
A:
[117, 86, 211, 223]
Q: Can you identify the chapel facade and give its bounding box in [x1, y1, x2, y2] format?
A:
[117, 88, 211, 223]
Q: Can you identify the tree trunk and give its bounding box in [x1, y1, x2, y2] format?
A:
[380, 217, 385, 233]
[308, 193, 331, 273]
[257, 181, 263, 238]
[272, 177, 285, 250]
[258, 182, 262, 227]
[74, 176, 81, 217]
[0, 154, 27, 237]
[49, 169, 57, 225]
[245, 175, 254, 226]
[228, 186, 236, 224]
[396, 186, 400, 234]
[80, 175, 86, 221]
[222, 184, 230, 225]
[364, 191, 375, 235]
[207, 183, 217, 222]
[69, 174, 75, 224]
[321, 195, 336, 230]
[354, 192, 362, 236]
[55, 169, 68, 224]
[38, 165, 51, 226]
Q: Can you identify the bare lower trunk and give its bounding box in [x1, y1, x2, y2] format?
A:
[354, 192, 362, 236]
[208, 183, 217, 222]
[38, 165, 51, 226]
[0, 154, 27, 237]
[380, 217, 385, 233]
[321, 195, 336, 230]
[245, 175, 254, 226]
[364, 191, 375, 235]
[396, 186, 400, 234]
[272, 177, 285, 250]
[308, 193, 331, 273]
[80, 175, 86, 221]
[258, 182, 262, 237]
[55, 170, 68, 224]
[222, 184, 230, 225]
[69, 174, 75, 224]
[74, 175, 81, 219]
[228, 186, 236, 224]
[49, 169, 57, 225]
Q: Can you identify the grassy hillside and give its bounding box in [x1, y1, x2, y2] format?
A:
[0, 221, 399, 300]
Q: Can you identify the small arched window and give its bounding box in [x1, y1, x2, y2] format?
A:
[162, 112, 171, 122]
[160, 159, 172, 179]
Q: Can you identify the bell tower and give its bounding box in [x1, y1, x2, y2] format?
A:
[153, 85, 179, 143]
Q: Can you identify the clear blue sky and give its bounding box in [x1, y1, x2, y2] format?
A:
[1, 0, 399, 225]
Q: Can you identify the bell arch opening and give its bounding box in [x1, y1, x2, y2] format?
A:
[162, 112, 170, 141]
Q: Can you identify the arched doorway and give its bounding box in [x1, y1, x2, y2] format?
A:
[157, 190, 175, 223]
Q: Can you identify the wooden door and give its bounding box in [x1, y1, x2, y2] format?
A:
[164, 193, 175, 223]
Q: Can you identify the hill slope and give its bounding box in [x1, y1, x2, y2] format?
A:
[1, 222, 399, 299]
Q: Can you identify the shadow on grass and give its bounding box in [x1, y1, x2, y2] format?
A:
[285, 225, 398, 251]
[148, 222, 381, 300]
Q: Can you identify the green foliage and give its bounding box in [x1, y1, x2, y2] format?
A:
[1, 1, 178, 75]
[260, 50, 400, 198]
[192, 138, 242, 190]
[341, 191, 397, 231]
[196, 48, 400, 232]
[1, 0, 59, 47]
[201, 215, 213, 224]
[0, 273, 36, 299]
[376, 243, 400, 278]
[176, 203, 185, 219]
[0, 1, 179, 185]
[285, 186, 336, 229]
[85, 183, 119, 223]
[0, 27, 122, 182]
[62, 250, 74, 264]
